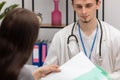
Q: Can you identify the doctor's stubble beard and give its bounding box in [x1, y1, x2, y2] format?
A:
[81, 16, 94, 23]
[82, 18, 92, 23]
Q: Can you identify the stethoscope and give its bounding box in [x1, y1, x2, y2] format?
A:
[67, 19, 103, 62]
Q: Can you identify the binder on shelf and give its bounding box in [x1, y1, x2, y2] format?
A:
[32, 42, 47, 67]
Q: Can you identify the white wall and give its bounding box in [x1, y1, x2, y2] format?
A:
[104, 0, 120, 29]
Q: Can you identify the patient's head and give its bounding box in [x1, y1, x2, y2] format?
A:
[0, 8, 40, 80]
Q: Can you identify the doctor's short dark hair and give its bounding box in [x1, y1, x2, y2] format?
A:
[71, 0, 99, 3]
[0, 8, 39, 80]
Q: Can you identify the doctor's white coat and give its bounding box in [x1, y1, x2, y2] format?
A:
[44, 21, 120, 80]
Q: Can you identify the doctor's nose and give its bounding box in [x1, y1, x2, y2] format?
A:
[81, 7, 87, 14]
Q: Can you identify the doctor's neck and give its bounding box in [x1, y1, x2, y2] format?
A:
[78, 18, 98, 36]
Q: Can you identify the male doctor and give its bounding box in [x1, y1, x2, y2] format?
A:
[44, 0, 120, 79]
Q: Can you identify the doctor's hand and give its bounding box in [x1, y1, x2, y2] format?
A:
[32, 64, 60, 80]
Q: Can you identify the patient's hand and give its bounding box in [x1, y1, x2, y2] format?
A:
[32, 64, 60, 80]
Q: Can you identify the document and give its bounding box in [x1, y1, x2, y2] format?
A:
[41, 51, 111, 80]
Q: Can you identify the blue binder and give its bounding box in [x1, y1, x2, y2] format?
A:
[32, 42, 47, 67]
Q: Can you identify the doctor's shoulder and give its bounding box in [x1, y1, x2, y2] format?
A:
[102, 21, 120, 33]
[103, 21, 120, 39]
[54, 23, 74, 38]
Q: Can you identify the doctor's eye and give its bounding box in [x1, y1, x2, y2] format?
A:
[85, 4, 94, 8]
[75, 5, 82, 9]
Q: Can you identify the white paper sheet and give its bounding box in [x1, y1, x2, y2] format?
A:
[41, 51, 111, 80]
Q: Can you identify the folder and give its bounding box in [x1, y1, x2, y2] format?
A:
[32, 42, 47, 67]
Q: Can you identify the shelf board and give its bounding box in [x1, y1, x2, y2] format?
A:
[40, 24, 66, 28]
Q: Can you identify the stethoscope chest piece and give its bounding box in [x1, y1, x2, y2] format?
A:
[98, 56, 103, 65]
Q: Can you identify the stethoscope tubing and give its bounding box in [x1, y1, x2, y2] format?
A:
[98, 19, 103, 58]
[67, 19, 103, 58]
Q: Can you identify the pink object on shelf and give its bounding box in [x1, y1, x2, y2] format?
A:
[51, 0, 62, 26]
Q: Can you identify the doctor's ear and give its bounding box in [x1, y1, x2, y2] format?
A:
[96, 0, 101, 10]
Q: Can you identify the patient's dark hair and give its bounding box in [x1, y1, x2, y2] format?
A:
[0, 8, 39, 80]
